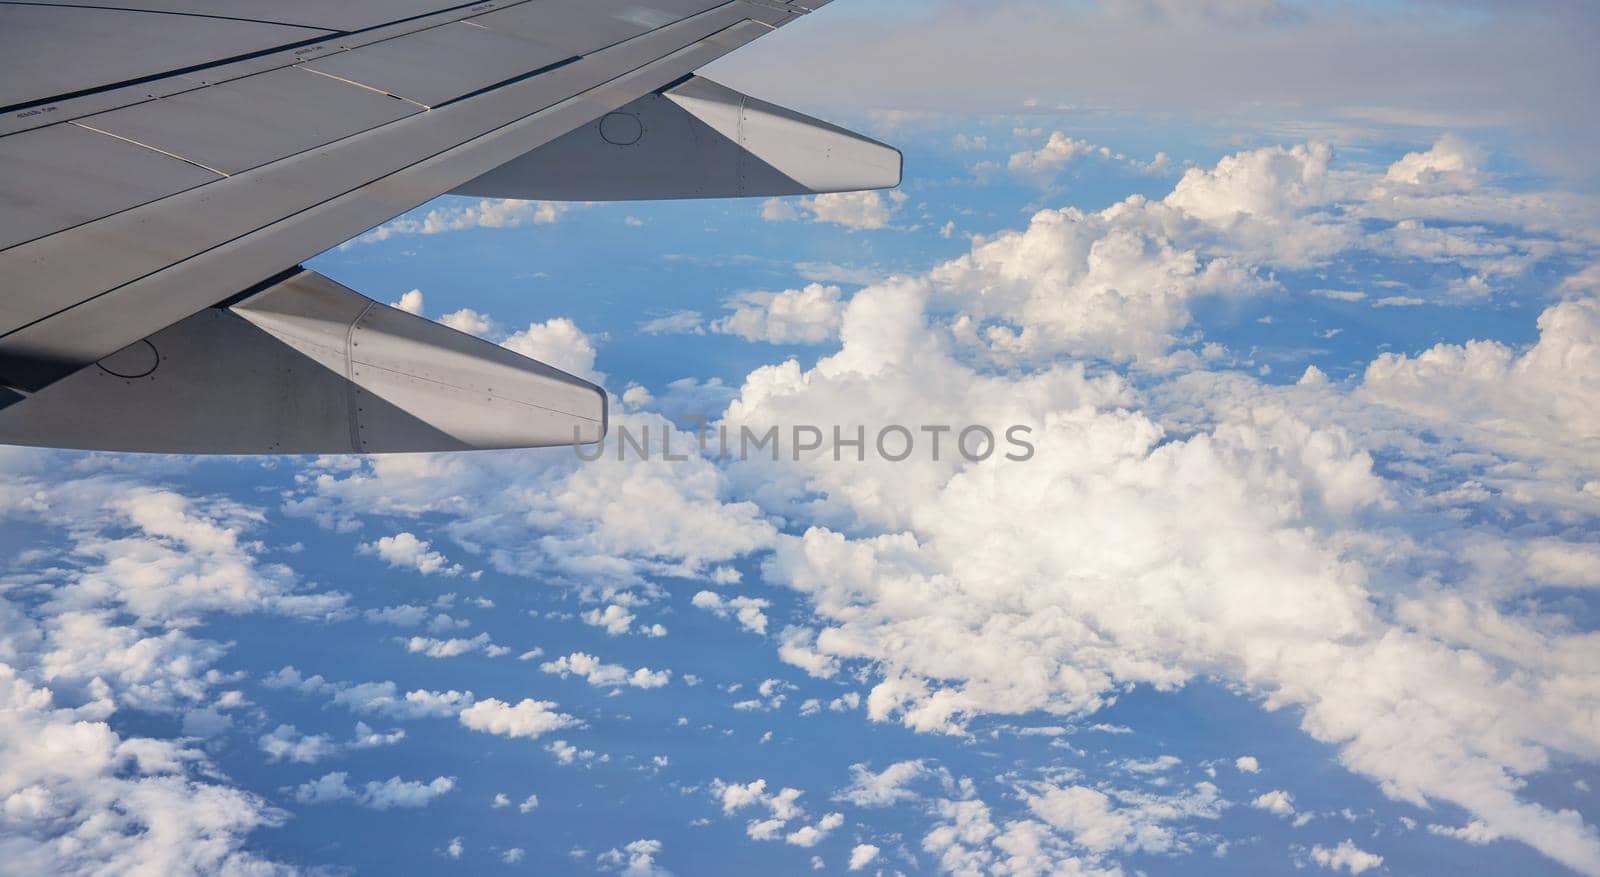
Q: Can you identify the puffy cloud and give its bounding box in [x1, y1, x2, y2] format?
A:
[403, 632, 510, 659]
[356, 198, 568, 244]
[540, 652, 672, 689]
[1021, 781, 1225, 856]
[546, 739, 602, 766]
[360, 775, 456, 810]
[1429, 820, 1502, 845]
[350, 722, 406, 749]
[1362, 295, 1600, 469]
[583, 605, 637, 636]
[1009, 132, 1104, 177]
[284, 412, 778, 586]
[807, 192, 895, 230]
[762, 191, 898, 230]
[776, 626, 840, 679]
[691, 591, 771, 635]
[290, 772, 456, 809]
[837, 760, 931, 807]
[1235, 756, 1261, 774]
[1163, 141, 1354, 267]
[716, 778, 773, 814]
[927, 153, 1316, 366]
[1308, 839, 1384, 874]
[34, 486, 346, 628]
[258, 724, 338, 764]
[442, 308, 494, 337]
[638, 310, 706, 336]
[502, 317, 602, 383]
[1008, 132, 1167, 181]
[359, 532, 463, 577]
[597, 839, 669, 876]
[711, 778, 813, 841]
[364, 604, 430, 627]
[848, 844, 880, 870]
[786, 812, 845, 848]
[393, 289, 426, 315]
[711, 284, 847, 345]
[0, 665, 290, 874]
[458, 698, 580, 741]
[1251, 789, 1297, 818]
[0, 475, 366, 874]
[1384, 135, 1486, 191]
[262, 666, 475, 720]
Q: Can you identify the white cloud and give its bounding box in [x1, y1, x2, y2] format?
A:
[1429, 820, 1502, 845]
[1252, 789, 1297, 818]
[837, 760, 930, 807]
[1309, 839, 1384, 874]
[786, 812, 845, 847]
[776, 626, 840, 679]
[361, 775, 457, 810]
[1009, 132, 1104, 177]
[1362, 295, 1600, 469]
[583, 604, 638, 637]
[547, 739, 601, 766]
[1384, 134, 1486, 192]
[393, 289, 426, 315]
[540, 652, 672, 689]
[258, 724, 337, 764]
[711, 778, 812, 841]
[1235, 756, 1261, 774]
[404, 632, 509, 659]
[638, 310, 706, 336]
[711, 284, 847, 345]
[597, 839, 669, 876]
[691, 591, 771, 635]
[359, 532, 463, 577]
[1020, 781, 1225, 857]
[954, 133, 988, 152]
[290, 772, 456, 809]
[762, 191, 898, 230]
[1007, 132, 1168, 181]
[442, 308, 494, 337]
[284, 410, 779, 588]
[0, 478, 362, 875]
[502, 317, 602, 382]
[459, 698, 579, 741]
[356, 198, 569, 244]
[364, 604, 430, 627]
[0, 666, 289, 874]
[848, 844, 880, 870]
[716, 778, 771, 814]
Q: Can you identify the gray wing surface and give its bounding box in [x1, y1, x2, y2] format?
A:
[0, 0, 899, 454]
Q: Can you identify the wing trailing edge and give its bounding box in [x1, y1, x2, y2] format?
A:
[452, 75, 902, 201]
[0, 270, 605, 455]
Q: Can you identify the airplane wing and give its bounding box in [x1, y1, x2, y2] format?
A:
[0, 0, 900, 454]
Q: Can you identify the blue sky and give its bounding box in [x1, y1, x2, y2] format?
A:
[3, 2, 1600, 876]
